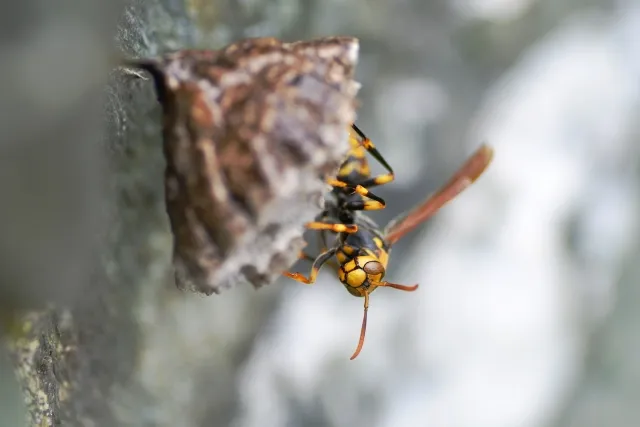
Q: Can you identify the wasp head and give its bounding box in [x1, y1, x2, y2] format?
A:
[338, 253, 418, 360]
[338, 255, 386, 295]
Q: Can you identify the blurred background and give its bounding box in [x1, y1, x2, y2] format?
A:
[1, 0, 640, 426]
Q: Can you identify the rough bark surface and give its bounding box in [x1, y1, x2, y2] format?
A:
[2, 1, 358, 425]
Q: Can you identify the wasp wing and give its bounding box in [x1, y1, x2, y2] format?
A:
[383, 144, 494, 246]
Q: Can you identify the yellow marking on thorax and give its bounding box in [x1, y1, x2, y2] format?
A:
[348, 129, 368, 159]
[378, 249, 389, 270]
[372, 237, 390, 268]
[359, 161, 370, 176]
[351, 145, 366, 158]
[373, 237, 384, 249]
[338, 161, 355, 177]
[348, 126, 361, 145]
[362, 249, 377, 258]
[335, 128, 370, 180]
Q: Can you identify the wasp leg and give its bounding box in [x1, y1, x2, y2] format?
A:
[343, 199, 385, 212]
[298, 251, 317, 262]
[306, 221, 358, 233]
[283, 247, 338, 284]
[317, 230, 340, 270]
[327, 179, 386, 211]
[299, 250, 338, 270]
[297, 215, 340, 267]
[354, 173, 394, 189]
[320, 229, 330, 252]
[351, 124, 396, 189]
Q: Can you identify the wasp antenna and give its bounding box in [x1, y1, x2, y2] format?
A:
[350, 292, 370, 360]
[375, 281, 419, 292]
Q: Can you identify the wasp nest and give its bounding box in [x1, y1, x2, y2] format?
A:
[128, 36, 360, 294]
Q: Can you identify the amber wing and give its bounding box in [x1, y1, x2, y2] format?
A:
[383, 144, 494, 246]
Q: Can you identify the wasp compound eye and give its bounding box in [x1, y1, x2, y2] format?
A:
[363, 260, 384, 276]
[126, 36, 361, 295]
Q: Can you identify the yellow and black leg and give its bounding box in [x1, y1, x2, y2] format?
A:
[283, 247, 338, 284]
[305, 221, 358, 234]
[351, 124, 396, 189]
[298, 241, 337, 269]
[298, 251, 316, 262]
[296, 233, 336, 268]
[296, 215, 340, 267]
[326, 178, 386, 211]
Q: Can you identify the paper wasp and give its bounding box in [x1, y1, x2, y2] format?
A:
[283, 124, 494, 359]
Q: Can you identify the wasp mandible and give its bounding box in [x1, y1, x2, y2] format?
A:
[283, 124, 494, 359]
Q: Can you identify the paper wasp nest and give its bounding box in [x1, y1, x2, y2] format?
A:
[129, 37, 359, 294]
